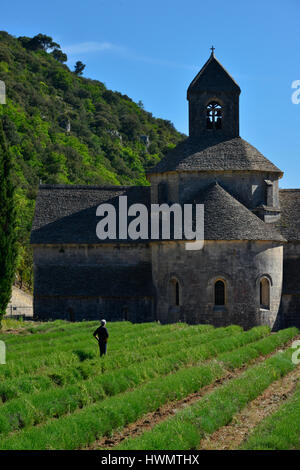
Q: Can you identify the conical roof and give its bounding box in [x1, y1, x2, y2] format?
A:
[195, 182, 284, 241]
[148, 136, 282, 175]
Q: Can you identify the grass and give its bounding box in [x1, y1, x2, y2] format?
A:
[0, 318, 28, 331]
[217, 327, 298, 370]
[0, 322, 200, 378]
[117, 347, 297, 450]
[0, 325, 239, 402]
[0, 327, 296, 450]
[0, 320, 298, 451]
[0, 326, 268, 434]
[5, 323, 211, 360]
[241, 378, 300, 450]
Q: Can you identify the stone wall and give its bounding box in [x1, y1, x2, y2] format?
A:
[280, 241, 300, 328]
[33, 243, 154, 322]
[149, 171, 279, 210]
[32, 238, 287, 329]
[152, 240, 283, 330]
[34, 296, 153, 323]
[33, 243, 151, 266]
[6, 286, 33, 317]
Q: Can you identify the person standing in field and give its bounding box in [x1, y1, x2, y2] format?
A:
[93, 319, 109, 357]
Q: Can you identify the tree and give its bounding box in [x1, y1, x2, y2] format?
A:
[51, 48, 68, 63]
[18, 36, 32, 49]
[0, 118, 18, 326]
[51, 69, 73, 91]
[74, 61, 86, 76]
[19, 34, 60, 52]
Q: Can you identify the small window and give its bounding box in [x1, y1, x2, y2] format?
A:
[68, 308, 75, 322]
[122, 307, 128, 321]
[206, 101, 222, 130]
[170, 278, 180, 307]
[175, 281, 180, 306]
[260, 277, 270, 310]
[215, 280, 225, 306]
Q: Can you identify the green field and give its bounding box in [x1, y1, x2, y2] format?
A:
[0, 319, 299, 450]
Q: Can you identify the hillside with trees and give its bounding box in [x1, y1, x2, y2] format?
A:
[0, 31, 185, 290]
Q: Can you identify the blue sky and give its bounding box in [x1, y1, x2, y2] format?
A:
[2, 0, 300, 187]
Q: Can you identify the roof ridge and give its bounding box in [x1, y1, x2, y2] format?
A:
[39, 184, 149, 190]
[279, 188, 300, 192]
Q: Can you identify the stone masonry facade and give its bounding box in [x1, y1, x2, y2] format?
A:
[31, 51, 300, 330]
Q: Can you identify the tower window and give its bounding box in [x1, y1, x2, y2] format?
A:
[260, 277, 270, 310]
[206, 101, 222, 130]
[215, 280, 225, 306]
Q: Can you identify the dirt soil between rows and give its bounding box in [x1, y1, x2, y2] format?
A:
[199, 362, 300, 450]
[90, 334, 300, 450]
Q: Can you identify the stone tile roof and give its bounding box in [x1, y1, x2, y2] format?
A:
[30, 185, 151, 245]
[195, 182, 285, 242]
[35, 263, 153, 297]
[187, 52, 241, 97]
[31, 183, 284, 245]
[148, 136, 283, 175]
[275, 189, 300, 241]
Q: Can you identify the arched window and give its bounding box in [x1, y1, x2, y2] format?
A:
[170, 278, 180, 307]
[260, 277, 270, 310]
[215, 280, 225, 306]
[206, 101, 222, 130]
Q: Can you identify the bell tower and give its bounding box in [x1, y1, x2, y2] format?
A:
[187, 48, 241, 139]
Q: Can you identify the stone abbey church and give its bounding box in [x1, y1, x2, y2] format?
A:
[31, 51, 300, 330]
